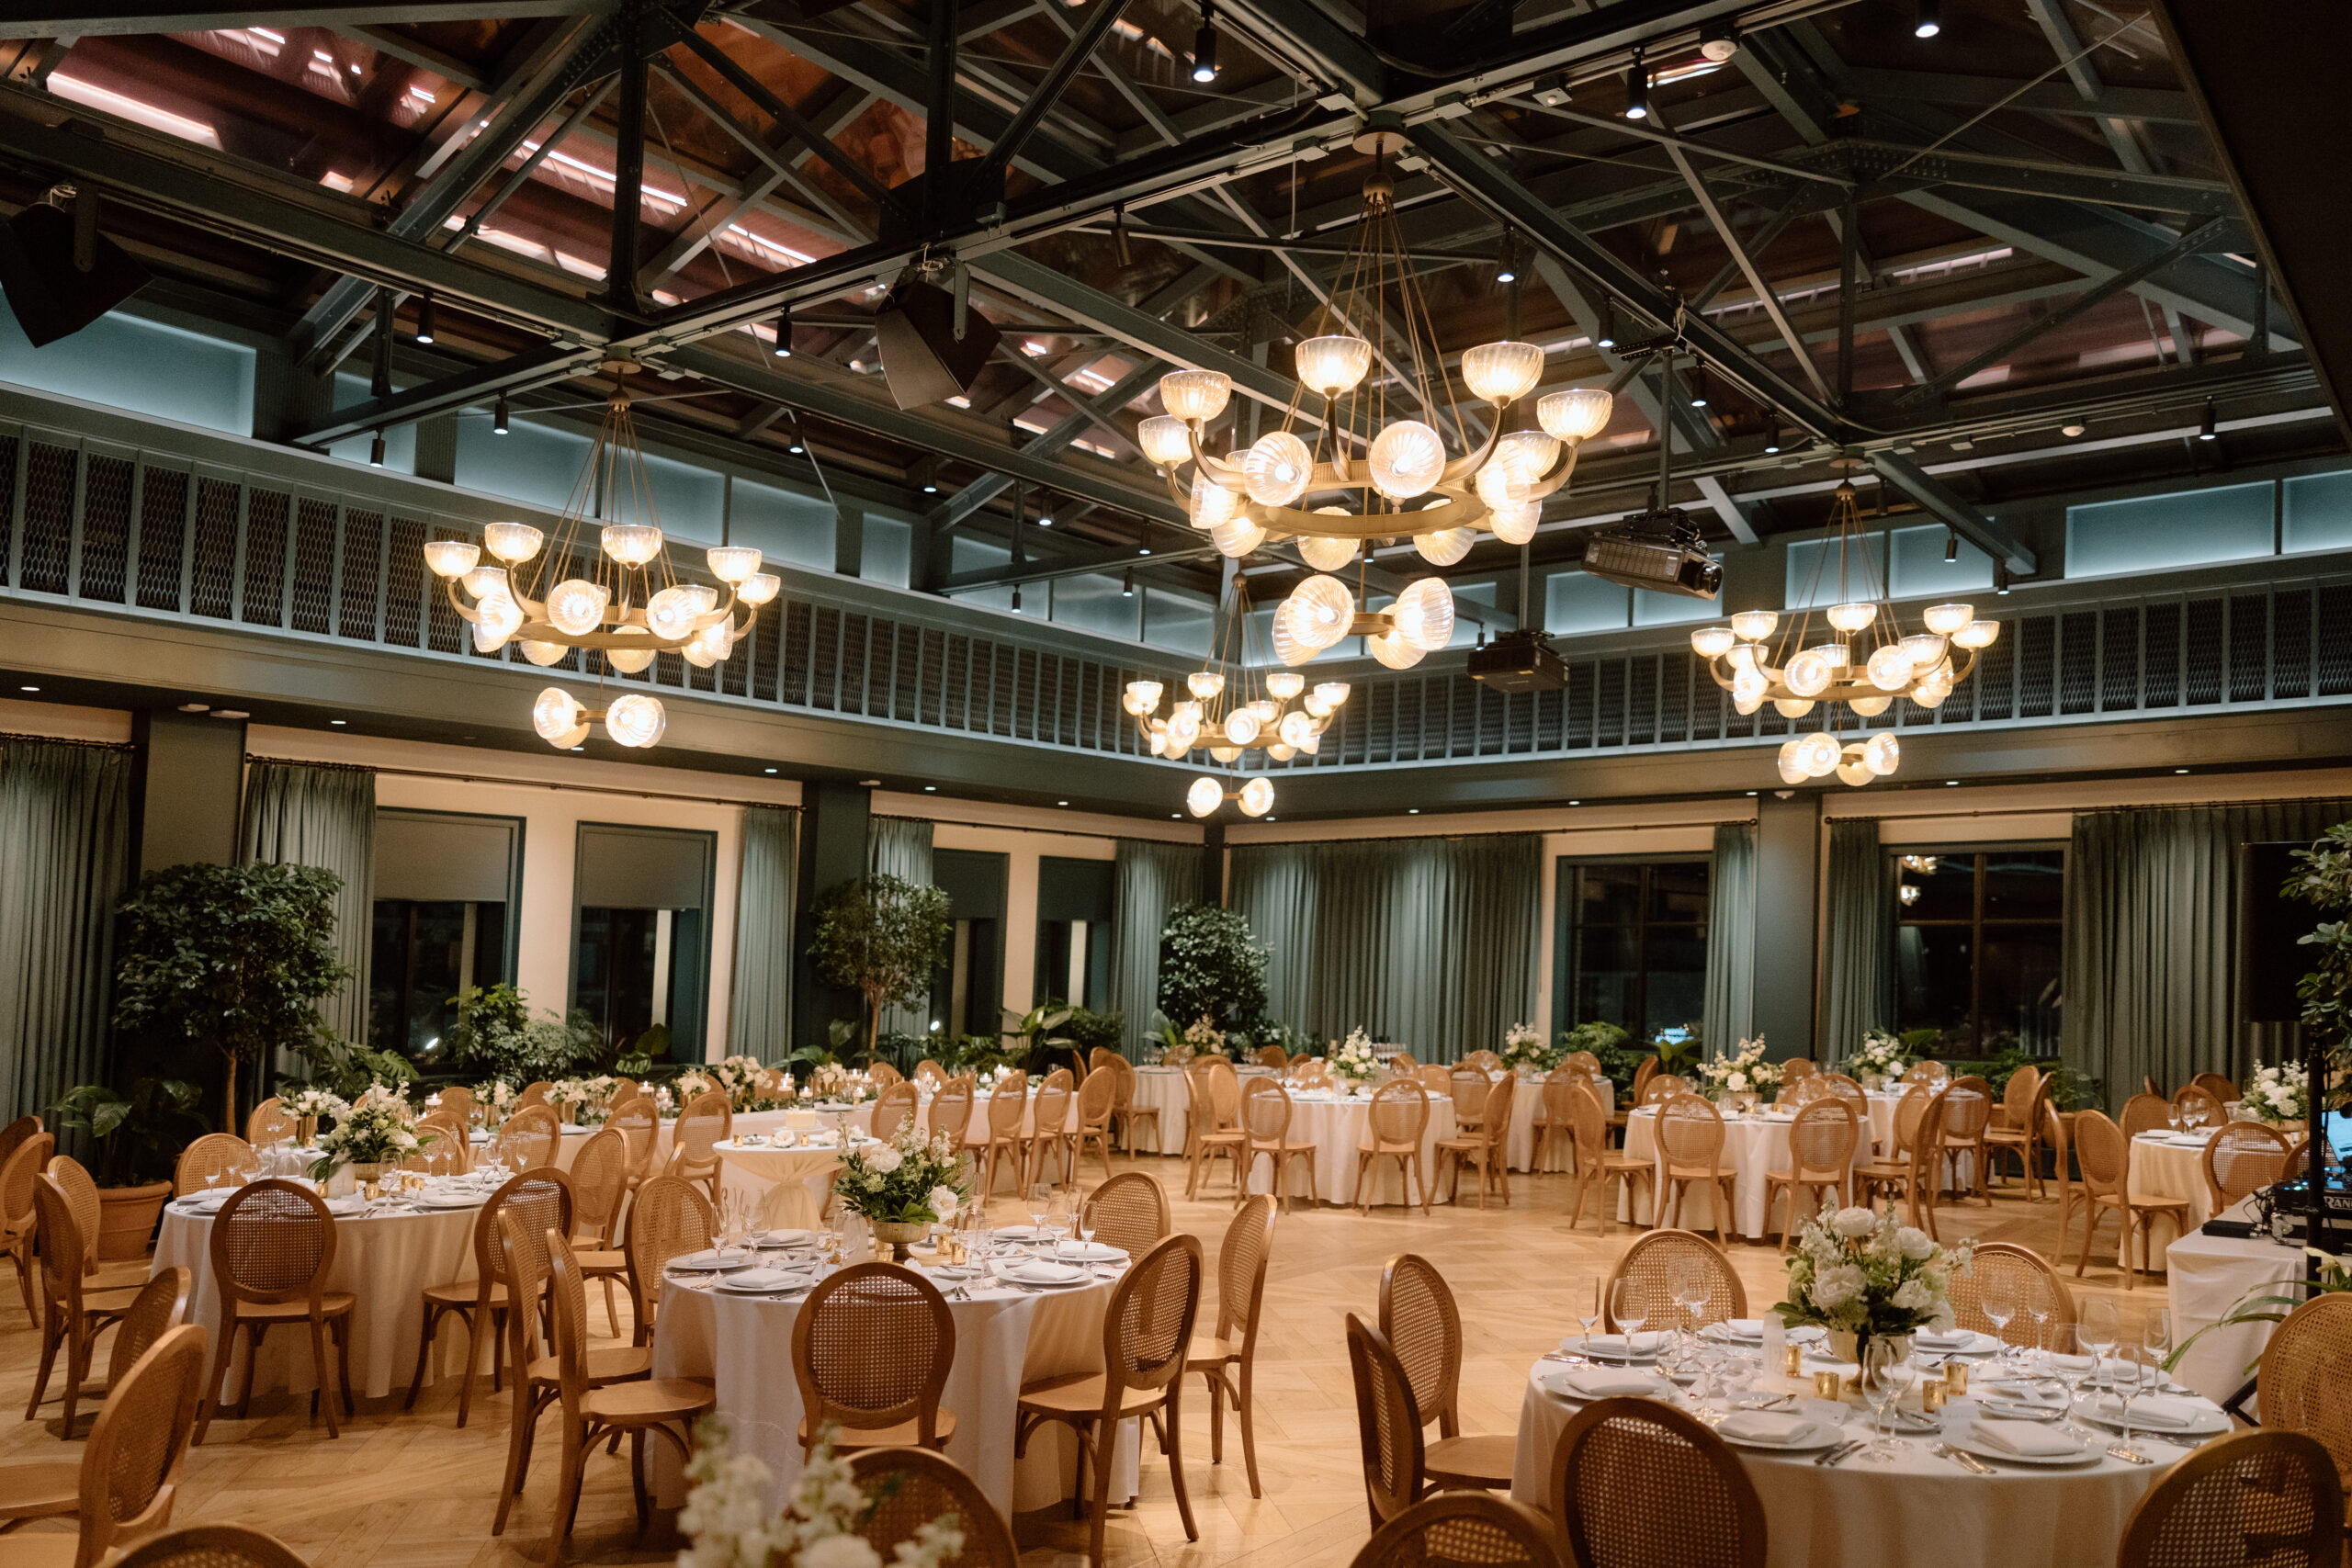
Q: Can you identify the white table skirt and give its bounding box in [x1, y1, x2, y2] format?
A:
[1241, 1091, 1461, 1206]
[1619, 1108, 1864, 1240]
[2130, 1132, 2219, 1229]
[650, 1272, 1137, 1517]
[2168, 1205, 2302, 1404]
[1509, 1363, 2165, 1568]
[153, 1198, 480, 1401]
[1127, 1069, 1190, 1155]
[710, 1139, 851, 1229]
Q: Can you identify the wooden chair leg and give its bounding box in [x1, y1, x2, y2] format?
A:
[309, 1315, 340, 1438]
[27, 1303, 62, 1421]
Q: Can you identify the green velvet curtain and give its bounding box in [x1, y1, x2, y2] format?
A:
[1820, 818, 1893, 1066]
[2063, 798, 2352, 1105]
[865, 816, 935, 1038]
[240, 760, 375, 1047]
[729, 806, 797, 1061]
[1702, 822, 1756, 1049]
[1228, 832, 1541, 1062]
[0, 739, 133, 1122]
[1108, 839, 1199, 1057]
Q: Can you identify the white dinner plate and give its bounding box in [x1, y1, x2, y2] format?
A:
[753, 1228, 815, 1247]
[1564, 1332, 1669, 1360]
[1053, 1242, 1125, 1262]
[671, 1248, 756, 1272]
[1951, 1430, 2101, 1467]
[715, 1268, 814, 1294]
[1714, 1424, 1844, 1454]
[1701, 1320, 1826, 1345]
[993, 1225, 1054, 1242]
[1912, 1329, 2003, 1356]
[2076, 1397, 2228, 1438]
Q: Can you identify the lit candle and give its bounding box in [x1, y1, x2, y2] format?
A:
[1943, 1360, 1969, 1395]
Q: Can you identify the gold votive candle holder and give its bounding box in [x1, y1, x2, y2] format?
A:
[1921, 1381, 1946, 1414]
[1813, 1371, 1843, 1401]
[1943, 1360, 1969, 1394]
[1783, 1344, 1804, 1377]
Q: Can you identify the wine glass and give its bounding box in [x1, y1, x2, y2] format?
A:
[2110, 1345, 2147, 1447]
[1574, 1278, 1603, 1361]
[1981, 1276, 2018, 1358]
[1609, 1277, 1647, 1370]
[2142, 1310, 2172, 1395]
[2046, 1323, 2092, 1436]
[1076, 1200, 1097, 1251]
[1027, 1184, 1052, 1242]
[2024, 1281, 2055, 1355]
[1667, 1257, 1701, 1337]
[1862, 1339, 1913, 1462]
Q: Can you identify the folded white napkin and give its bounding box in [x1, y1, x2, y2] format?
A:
[1579, 1332, 1668, 1358]
[1558, 1368, 1665, 1399]
[996, 1258, 1084, 1284]
[673, 1248, 747, 1269]
[1915, 1330, 1975, 1350]
[718, 1267, 808, 1292]
[2093, 1393, 2205, 1428]
[1716, 1411, 1824, 1446]
[1711, 1318, 1767, 1339]
[1969, 1417, 2083, 1457]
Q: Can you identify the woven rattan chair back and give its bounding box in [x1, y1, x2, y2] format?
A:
[1214, 1195, 1277, 1353]
[4, 1129, 52, 1234]
[436, 1086, 476, 1126]
[624, 1176, 714, 1336]
[987, 1073, 1030, 1138]
[914, 1059, 949, 1091]
[1781, 1077, 1825, 1108]
[1206, 1064, 1243, 1131]
[1604, 1230, 1747, 1332]
[930, 1076, 978, 1143]
[846, 1450, 1019, 1568]
[1950, 1241, 2075, 1347]
[609, 1078, 639, 1108]
[1240, 1077, 1292, 1145]
[0, 1113, 37, 1169]
[107, 1268, 193, 1389]
[2074, 1110, 2129, 1195]
[173, 1134, 254, 1198]
[1033, 1079, 1072, 1144]
[74, 1323, 208, 1568]
[1786, 1099, 1859, 1179]
[2173, 1085, 2226, 1129]
[1994, 1064, 2039, 1131]
[1107, 1055, 1138, 1113]
[1781, 1058, 1817, 1083]
[2192, 1071, 2239, 1104]
[1939, 1083, 1993, 1142]
[409, 1115, 469, 1176]
[1566, 1083, 1609, 1165]
[1415, 1065, 1451, 1094]
[568, 1129, 628, 1245]
[1448, 1070, 1492, 1123]
[1566, 1051, 1600, 1076]
[1254, 1045, 1289, 1069]
[1888, 1086, 1929, 1156]
[1462, 1051, 1502, 1072]
[516, 1081, 552, 1109]
[1478, 1073, 1516, 1153]
[495, 1208, 552, 1367]
[2120, 1092, 2171, 1140]
[870, 1062, 904, 1089]
[608, 1096, 659, 1185]
[1657, 1094, 1725, 1170]
[1387, 1051, 1418, 1073]
[1815, 1074, 1864, 1104]
[47, 1155, 109, 1275]
[870, 1081, 920, 1143]
[793, 1261, 956, 1443]
[244, 1100, 293, 1147]
[1378, 1254, 1463, 1434]
[1081, 1171, 1170, 1259]
[1076, 1065, 1117, 1128]
[32, 1175, 87, 1311]
[113, 1527, 312, 1568]
[1641, 1074, 1688, 1107]
[499, 1105, 561, 1170]
[2207, 1122, 2291, 1212]
[1350, 1493, 1560, 1568]
[1087, 1047, 1121, 1079]
[210, 1180, 337, 1306]
[1368, 1080, 1430, 1147]
[474, 1168, 572, 1297]
[1540, 1067, 1585, 1125]
[1040, 1066, 1073, 1095]
[2256, 1293, 2352, 1500]
[2119, 1429, 2342, 1568]
[544, 1231, 598, 1407]
[673, 1090, 732, 1162]
[1903, 1061, 1948, 1087]
[1344, 1312, 1425, 1528]
[1104, 1234, 1202, 1395]
[1551, 1397, 1765, 1568]
[1629, 1055, 1659, 1100]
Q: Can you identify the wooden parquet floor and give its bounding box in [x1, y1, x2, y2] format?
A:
[0, 1162, 2167, 1568]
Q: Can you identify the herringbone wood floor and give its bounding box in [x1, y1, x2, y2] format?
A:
[1, 1157, 2165, 1568]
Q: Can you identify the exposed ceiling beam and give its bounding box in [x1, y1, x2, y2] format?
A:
[1865, 450, 2035, 575]
[1212, 0, 1389, 104]
[932, 361, 1162, 529]
[6, 0, 599, 33]
[944, 542, 1220, 590]
[1838, 66, 2199, 126]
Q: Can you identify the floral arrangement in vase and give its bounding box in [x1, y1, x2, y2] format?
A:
[680, 1422, 963, 1568]
[471, 1079, 518, 1127]
[1773, 1203, 1973, 1367]
[278, 1086, 347, 1143]
[1182, 1015, 1232, 1060]
[2245, 1060, 2309, 1126]
[809, 1062, 872, 1103]
[1849, 1030, 1911, 1081]
[308, 1083, 433, 1179]
[1696, 1036, 1781, 1103]
[1325, 1027, 1384, 1088]
[831, 1124, 968, 1258]
[549, 1075, 619, 1125]
[977, 1063, 1021, 1093]
[1498, 1021, 1555, 1074]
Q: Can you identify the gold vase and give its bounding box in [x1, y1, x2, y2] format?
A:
[297, 1115, 317, 1146]
[870, 1219, 931, 1262]
[1826, 1329, 1914, 1389]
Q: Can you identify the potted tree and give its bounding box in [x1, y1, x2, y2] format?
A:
[111, 863, 352, 1129]
[808, 874, 954, 1059]
[45, 1077, 207, 1258]
[1156, 903, 1270, 1035]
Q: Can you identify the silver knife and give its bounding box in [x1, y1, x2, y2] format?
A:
[1815, 1440, 1865, 1467]
[2106, 1445, 2154, 1465]
[1932, 1443, 1995, 1474]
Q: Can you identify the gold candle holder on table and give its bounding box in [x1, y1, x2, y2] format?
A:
[1943, 1360, 1969, 1395]
[1813, 1371, 1843, 1401]
[1921, 1380, 1946, 1414]
[1783, 1344, 1804, 1377]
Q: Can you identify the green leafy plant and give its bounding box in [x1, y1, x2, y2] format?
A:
[293, 1032, 418, 1103]
[112, 863, 352, 1128]
[1652, 1032, 1702, 1076]
[807, 874, 955, 1059]
[2282, 822, 2352, 1108]
[443, 983, 599, 1086]
[1001, 998, 1077, 1074]
[46, 1077, 208, 1188]
[1557, 1021, 1638, 1098]
[1155, 903, 1269, 1032]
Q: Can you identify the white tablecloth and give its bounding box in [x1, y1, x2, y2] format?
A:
[650, 1269, 1136, 1517]
[1244, 1090, 1461, 1207]
[710, 1138, 863, 1229]
[2168, 1204, 2302, 1404]
[1510, 1363, 2168, 1568]
[1123, 1066, 1276, 1156]
[2129, 1131, 2221, 1230]
[1620, 1107, 1865, 1239]
[153, 1196, 481, 1401]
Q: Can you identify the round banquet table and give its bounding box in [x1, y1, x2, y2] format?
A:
[649, 1266, 1138, 1518]
[1509, 1362, 2176, 1568]
[153, 1190, 482, 1401]
[1244, 1089, 1460, 1206]
[1619, 1106, 1866, 1240]
[710, 1135, 877, 1228]
[2129, 1130, 2221, 1231]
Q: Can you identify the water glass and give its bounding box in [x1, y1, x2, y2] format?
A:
[1609, 1277, 1647, 1369]
[1574, 1278, 1602, 1359]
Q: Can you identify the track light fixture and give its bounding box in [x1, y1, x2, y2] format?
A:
[1700, 19, 1740, 62]
[414, 293, 435, 345]
[772, 302, 793, 357]
[1944, 527, 1958, 563]
[1495, 228, 1518, 286]
[1011, 584, 1024, 614]
[1689, 367, 1708, 408]
[1915, 0, 1940, 38]
[2199, 400, 2218, 441]
[1624, 50, 1650, 119]
[1191, 3, 1217, 83]
[1532, 73, 1571, 108]
[1763, 413, 1781, 454]
[1122, 569, 1135, 598]
[1595, 299, 1618, 350]
[1996, 566, 2011, 596]
[368, 431, 386, 468]
[492, 393, 509, 435]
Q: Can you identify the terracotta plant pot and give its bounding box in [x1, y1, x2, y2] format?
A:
[96, 1180, 172, 1260]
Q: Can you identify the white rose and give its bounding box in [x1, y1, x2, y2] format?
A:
[1891, 1279, 1933, 1312]
[1832, 1207, 1879, 1238]
[868, 1146, 903, 1174]
[1727, 1071, 1748, 1092]
[1811, 1264, 1866, 1309]
[799, 1535, 882, 1568]
[929, 1186, 960, 1220]
[1896, 1226, 1936, 1260]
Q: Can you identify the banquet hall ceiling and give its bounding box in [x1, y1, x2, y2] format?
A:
[0, 0, 2336, 611]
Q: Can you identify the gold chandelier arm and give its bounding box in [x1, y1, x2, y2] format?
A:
[684, 586, 741, 635]
[1252, 485, 1492, 539]
[1436, 403, 1509, 484]
[1521, 438, 1586, 502]
[1186, 423, 1245, 486]
[444, 580, 486, 626]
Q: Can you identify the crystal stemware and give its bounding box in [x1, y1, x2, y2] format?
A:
[1610, 1277, 1647, 1370]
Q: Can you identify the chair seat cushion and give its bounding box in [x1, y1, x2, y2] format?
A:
[1186, 1335, 1240, 1367]
[582, 1377, 716, 1424]
[1425, 1433, 1518, 1487]
[528, 1345, 652, 1386]
[0, 1460, 79, 1521]
[797, 1409, 957, 1449]
[1018, 1372, 1167, 1420]
[1665, 1166, 1738, 1180]
[424, 1280, 509, 1307]
[232, 1292, 358, 1320]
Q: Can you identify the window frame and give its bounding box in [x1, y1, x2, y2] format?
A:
[1550, 853, 1713, 1041]
[368, 807, 525, 1060]
[1890, 840, 2067, 1055]
[569, 821, 718, 1058]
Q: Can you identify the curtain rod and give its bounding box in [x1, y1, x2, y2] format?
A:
[245, 756, 804, 813]
[0, 731, 135, 753]
[245, 755, 376, 775]
[1839, 792, 2352, 825]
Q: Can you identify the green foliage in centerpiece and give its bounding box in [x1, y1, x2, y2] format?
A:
[309, 1083, 436, 1178]
[1773, 1202, 1973, 1340]
[831, 1124, 970, 1228]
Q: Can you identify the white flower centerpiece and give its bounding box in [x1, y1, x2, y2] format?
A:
[1182, 1015, 1231, 1061]
[471, 1079, 518, 1129]
[278, 1086, 347, 1145]
[680, 1422, 964, 1568]
[1774, 1203, 1974, 1381]
[550, 1075, 619, 1126]
[2245, 1059, 2309, 1128]
[309, 1082, 434, 1184]
[1325, 1027, 1384, 1091]
[1498, 1021, 1556, 1076]
[831, 1124, 969, 1260]
[1696, 1035, 1781, 1110]
[1849, 1030, 1911, 1087]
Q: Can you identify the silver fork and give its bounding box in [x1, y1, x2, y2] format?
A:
[1931, 1443, 1995, 1474]
[1815, 1440, 1865, 1468]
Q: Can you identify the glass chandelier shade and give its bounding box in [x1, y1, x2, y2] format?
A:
[1139, 415, 1194, 466]
[1295, 335, 1373, 396]
[1462, 341, 1545, 403]
[1242, 432, 1313, 508]
[1538, 387, 1614, 443]
[1367, 420, 1444, 500]
[1298, 534, 1358, 572]
[1415, 527, 1475, 566]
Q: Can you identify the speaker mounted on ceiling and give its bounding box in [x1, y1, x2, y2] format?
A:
[875, 272, 1001, 411]
[0, 187, 152, 348]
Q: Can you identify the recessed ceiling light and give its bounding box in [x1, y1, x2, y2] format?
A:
[859, 778, 881, 786]
[923, 785, 936, 792]
[1408, 808, 1420, 814]
[17, 685, 37, 692]
[1568, 799, 1579, 806]
[571, 746, 583, 752]
[1057, 800, 1069, 806]
[922, 484, 939, 494]
[178, 702, 209, 713]
[214, 709, 249, 719]
[2175, 768, 2189, 774]
[764, 767, 778, 774]
[1945, 779, 1961, 785]
[330, 718, 346, 725]
[1170, 813, 1181, 819]
[1745, 790, 1758, 796]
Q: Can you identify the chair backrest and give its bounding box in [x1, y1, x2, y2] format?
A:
[1076, 1065, 1117, 1128]
[1462, 1050, 1502, 1072]
[986, 1072, 1030, 1136]
[1938, 1080, 1993, 1142]
[1541, 1067, 1586, 1123]
[2040, 1094, 2073, 1179]
[1604, 1229, 1746, 1331]
[0, 1112, 38, 1168]
[1950, 1241, 2075, 1346]
[1032, 1078, 1072, 1143]
[2120, 1091, 2171, 1139]
[568, 1127, 629, 1244]
[1106, 1055, 1137, 1111]
[1781, 1058, 1816, 1082]
[929, 1075, 977, 1142]
[244, 1099, 293, 1146]
[410, 1114, 469, 1175]
[1785, 1098, 1859, 1180]
[2191, 1071, 2239, 1105]
[113, 1527, 314, 1568]
[1566, 1051, 1600, 1076]
[516, 1080, 552, 1108]
[1550, 1397, 1766, 1568]
[1253, 1044, 1288, 1069]
[870, 1081, 920, 1142]
[1367, 1079, 1430, 1148]
[1566, 1083, 1609, 1164]
[1889, 1085, 1929, 1156]
[869, 1061, 904, 1089]
[2, 1127, 53, 1231]
[1379, 1252, 1463, 1434]
[1657, 1093, 1724, 1169]
[1903, 1060, 1947, 1086]
[32, 1174, 91, 1311]
[1640, 1073, 1688, 1107]
[1214, 1196, 1277, 1358]
[543, 1230, 596, 1409]
[496, 1206, 555, 1369]
[2073, 1110, 2128, 1192]
[1819, 1073, 1865, 1104]
[1081, 1170, 1170, 1258]
[2206, 1121, 2292, 1211]
[501, 1104, 561, 1169]
[609, 1096, 660, 1184]
[623, 1175, 714, 1331]
[2118, 1429, 2342, 1568]
[1998, 1064, 2041, 1130]
[846, 1450, 1020, 1568]
[2173, 1084, 2226, 1130]
[209, 1179, 337, 1308]
[1387, 1052, 1418, 1073]
[1478, 1073, 1516, 1150]
[1087, 1047, 1120, 1079]
[1344, 1312, 1425, 1528]
[1240, 1077, 1292, 1144]
[1629, 1055, 1659, 1100]
[107, 1267, 193, 1390]
[74, 1323, 208, 1568]
[1416, 1065, 1451, 1094]
[436, 1086, 476, 1126]
[913, 1058, 949, 1091]
[46, 1154, 107, 1275]
[608, 1077, 638, 1107]
[672, 1091, 732, 1165]
[1448, 1069, 1492, 1123]
[173, 1134, 255, 1197]
[475, 1168, 573, 1293]
[793, 1261, 956, 1443]
[2257, 1292, 2352, 1506]
[1099, 1234, 1203, 1407]
[1349, 1494, 1561, 1568]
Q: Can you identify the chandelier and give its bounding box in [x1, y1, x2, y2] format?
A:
[419, 374, 779, 751]
[1120, 581, 1353, 818]
[1688, 479, 2000, 786]
[1136, 130, 1614, 671]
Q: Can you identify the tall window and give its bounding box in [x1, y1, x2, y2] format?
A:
[1555, 860, 1710, 1040]
[572, 824, 715, 1059]
[368, 809, 521, 1065]
[1893, 848, 2064, 1055]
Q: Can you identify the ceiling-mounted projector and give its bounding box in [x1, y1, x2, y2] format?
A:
[1582, 503, 1722, 599]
